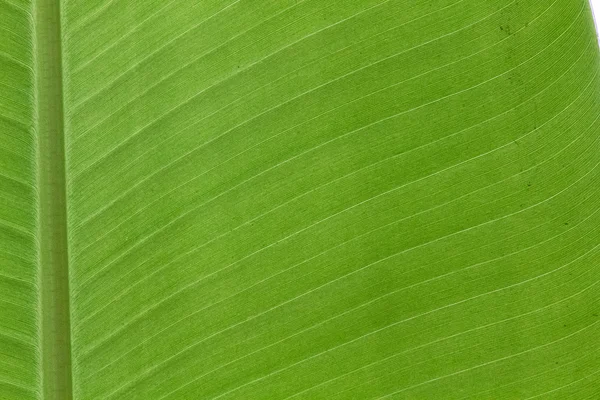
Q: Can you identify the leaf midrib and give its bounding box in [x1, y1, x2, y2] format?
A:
[33, 0, 72, 398]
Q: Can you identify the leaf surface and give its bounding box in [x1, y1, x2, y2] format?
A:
[0, 1, 39, 398]
[2, 0, 600, 398]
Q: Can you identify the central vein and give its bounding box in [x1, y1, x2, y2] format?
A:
[34, 0, 73, 398]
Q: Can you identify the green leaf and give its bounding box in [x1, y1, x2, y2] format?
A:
[2, 0, 600, 398]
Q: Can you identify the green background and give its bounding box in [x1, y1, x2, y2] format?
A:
[1, 0, 600, 398]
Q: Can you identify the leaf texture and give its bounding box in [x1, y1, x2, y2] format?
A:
[0, 0, 40, 399]
[3, 0, 600, 399]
